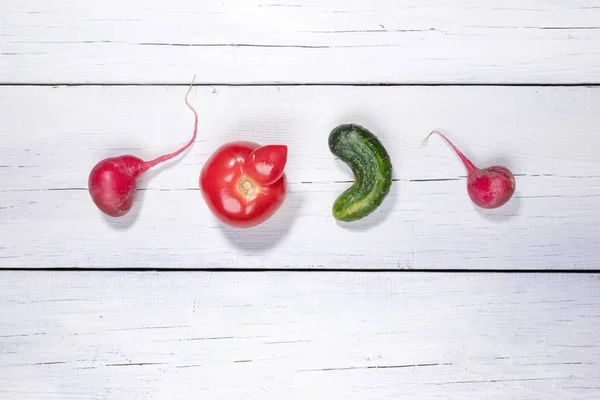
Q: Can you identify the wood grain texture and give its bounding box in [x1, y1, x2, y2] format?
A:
[1, 0, 600, 84]
[2, 85, 600, 270]
[0, 271, 598, 399]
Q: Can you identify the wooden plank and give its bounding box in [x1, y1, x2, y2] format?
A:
[0, 271, 598, 399]
[1, 1, 600, 84]
[2, 85, 600, 270]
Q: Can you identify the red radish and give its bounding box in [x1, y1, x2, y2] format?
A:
[88, 79, 198, 217]
[424, 130, 516, 209]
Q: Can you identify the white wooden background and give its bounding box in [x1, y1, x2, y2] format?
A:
[1, 1, 599, 398]
[2, 85, 600, 270]
[1, 272, 599, 399]
[2, 0, 600, 84]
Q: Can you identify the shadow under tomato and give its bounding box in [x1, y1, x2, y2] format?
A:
[218, 190, 304, 252]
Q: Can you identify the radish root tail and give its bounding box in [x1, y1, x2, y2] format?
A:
[423, 129, 477, 174]
[423, 130, 444, 146]
[397, 136, 428, 150]
[143, 76, 199, 170]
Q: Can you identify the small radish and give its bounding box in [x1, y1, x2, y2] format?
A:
[424, 130, 515, 209]
[88, 78, 198, 217]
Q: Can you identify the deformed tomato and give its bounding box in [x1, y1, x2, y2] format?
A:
[200, 141, 288, 228]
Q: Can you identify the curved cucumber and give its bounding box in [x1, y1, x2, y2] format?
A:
[328, 123, 393, 222]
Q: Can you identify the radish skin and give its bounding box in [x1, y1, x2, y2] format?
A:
[424, 130, 516, 209]
[88, 78, 198, 217]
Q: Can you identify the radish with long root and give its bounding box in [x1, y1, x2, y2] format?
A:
[424, 130, 515, 209]
[88, 78, 198, 217]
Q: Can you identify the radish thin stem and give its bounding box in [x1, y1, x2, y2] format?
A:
[143, 76, 199, 170]
[424, 130, 476, 174]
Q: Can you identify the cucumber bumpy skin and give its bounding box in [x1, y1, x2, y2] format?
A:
[328, 123, 393, 222]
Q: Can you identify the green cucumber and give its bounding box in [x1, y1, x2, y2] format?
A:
[328, 123, 393, 222]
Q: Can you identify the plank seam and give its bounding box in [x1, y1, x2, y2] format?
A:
[1, 268, 599, 273]
[1, 83, 600, 87]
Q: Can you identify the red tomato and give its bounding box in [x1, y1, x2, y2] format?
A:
[200, 141, 288, 228]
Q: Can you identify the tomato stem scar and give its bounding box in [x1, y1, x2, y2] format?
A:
[238, 177, 257, 196]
